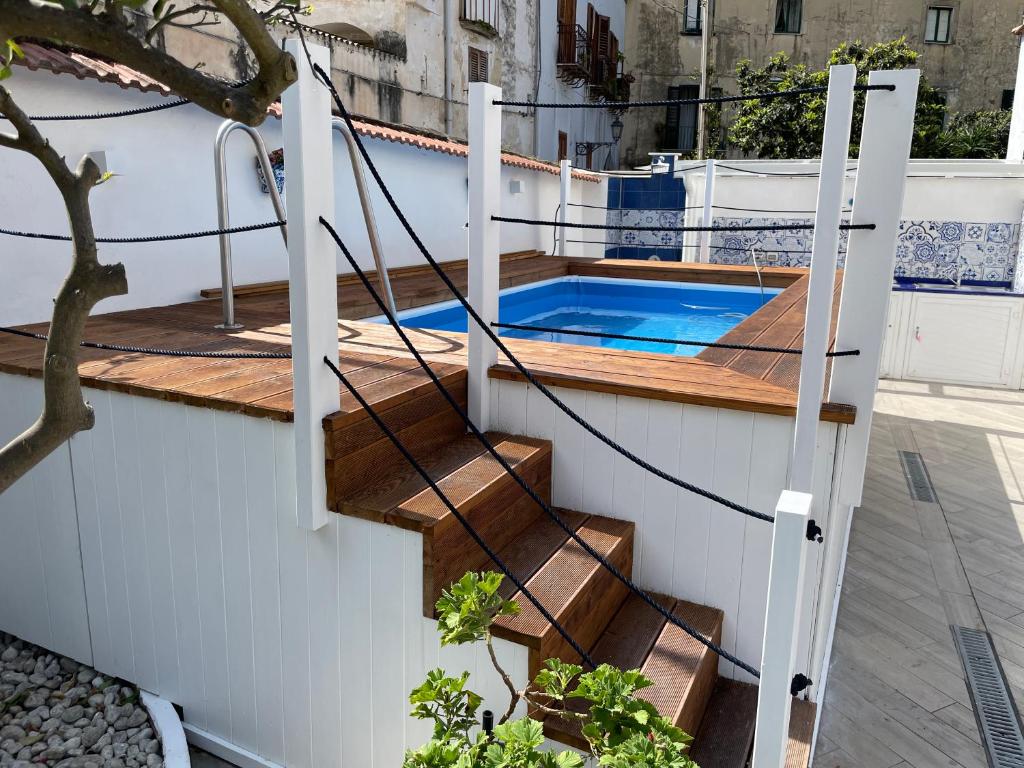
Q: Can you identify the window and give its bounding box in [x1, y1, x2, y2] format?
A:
[683, 0, 702, 35]
[925, 7, 953, 43]
[664, 84, 700, 151]
[1003, 89, 1016, 111]
[587, 5, 612, 83]
[558, 131, 568, 161]
[468, 47, 489, 83]
[557, 0, 577, 64]
[774, 0, 801, 33]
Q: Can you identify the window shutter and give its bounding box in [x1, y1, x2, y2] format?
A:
[586, 4, 596, 75]
[468, 47, 489, 83]
[608, 31, 619, 82]
[597, 14, 610, 81]
[665, 86, 681, 149]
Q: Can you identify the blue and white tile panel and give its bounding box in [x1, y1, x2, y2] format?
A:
[701, 217, 1019, 283]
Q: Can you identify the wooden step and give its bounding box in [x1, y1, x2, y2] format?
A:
[492, 515, 634, 679]
[338, 432, 553, 615]
[323, 364, 467, 505]
[688, 678, 758, 768]
[543, 593, 724, 751]
[688, 679, 816, 768]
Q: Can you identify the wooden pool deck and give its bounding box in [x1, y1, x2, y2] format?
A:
[816, 380, 1024, 768]
[0, 253, 855, 424]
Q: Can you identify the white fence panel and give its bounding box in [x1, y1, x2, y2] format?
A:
[0, 374, 91, 663]
[45, 387, 529, 767]
[488, 378, 840, 681]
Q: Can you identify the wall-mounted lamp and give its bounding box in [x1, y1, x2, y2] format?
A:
[575, 116, 624, 158]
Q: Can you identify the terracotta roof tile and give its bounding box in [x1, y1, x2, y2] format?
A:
[18, 43, 601, 183]
[19, 42, 170, 95]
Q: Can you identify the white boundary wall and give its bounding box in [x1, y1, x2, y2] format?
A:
[0, 373, 528, 768]
[0, 69, 605, 326]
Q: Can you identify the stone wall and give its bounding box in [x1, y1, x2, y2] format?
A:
[619, 0, 1023, 164]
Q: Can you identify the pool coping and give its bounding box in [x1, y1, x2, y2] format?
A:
[0, 256, 854, 425]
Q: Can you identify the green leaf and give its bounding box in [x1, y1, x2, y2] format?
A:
[435, 572, 519, 646]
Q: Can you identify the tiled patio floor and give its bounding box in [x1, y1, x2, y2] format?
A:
[815, 380, 1024, 767]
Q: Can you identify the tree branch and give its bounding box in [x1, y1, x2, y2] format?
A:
[0, 0, 297, 126]
[0, 85, 127, 494]
[485, 631, 522, 726]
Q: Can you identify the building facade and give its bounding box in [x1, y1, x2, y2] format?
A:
[143, 0, 627, 165]
[619, 0, 1024, 165]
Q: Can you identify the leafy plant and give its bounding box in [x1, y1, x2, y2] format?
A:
[933, 109, 1011, 159]
[728, 37, 949, 158]
[404, 571, 698, 768]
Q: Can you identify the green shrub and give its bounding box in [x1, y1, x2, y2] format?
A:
[404, 572, 698, 768]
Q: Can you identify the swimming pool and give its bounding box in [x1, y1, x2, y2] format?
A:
[377, 276, 780, 357]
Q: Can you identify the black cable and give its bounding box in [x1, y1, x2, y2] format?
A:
[493, 83, 894, 109]
[310, 60, 771, 525]
[320, 217, 761, 678]
[0, 326, 292, 359]
[0, 220, 285, 243]
[324, 354, 596, 669]
[567, 238, 816, 255]
[23, 97, 192, 121]
[493, 216, 875, 233]
[491, 322, 859, 357]
[711, 204, 851, 215]
[714, 163, 858, 178]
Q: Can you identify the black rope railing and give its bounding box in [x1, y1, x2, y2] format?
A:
[494, 216, 875, 233]
[491, 322, 859, 358]
[320, 217, 761, 678]
[0, 326, 292, 359]
[493, 83, 895, 109]
[21, 98, 192, 121]
[323, 353, 596, 669]
[310, 60, 770, 525]
[567, 238, 817, 255]
[570, 201, 851, 215]
[325, 348, 598, 667]
[0, 220, 285, 243]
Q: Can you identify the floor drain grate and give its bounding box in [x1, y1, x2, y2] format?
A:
[898, 450, 938, 503]
[952, 626, 1024, 768]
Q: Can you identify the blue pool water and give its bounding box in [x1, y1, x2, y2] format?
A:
[379, 277, 780, 357]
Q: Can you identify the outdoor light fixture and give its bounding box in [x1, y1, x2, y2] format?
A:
[575, 116, 624, 158]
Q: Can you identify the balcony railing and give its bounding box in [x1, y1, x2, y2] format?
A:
[461, 0, 499, 34]
[557, 23, 590, 85]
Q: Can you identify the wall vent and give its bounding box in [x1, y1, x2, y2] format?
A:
[952, 626, 1024, 768]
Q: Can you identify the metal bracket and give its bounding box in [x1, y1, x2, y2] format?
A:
[791, 673, 813, 696]
[806, 519, 823, 543]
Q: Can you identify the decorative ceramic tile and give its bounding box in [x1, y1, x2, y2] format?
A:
[702, 216, 1020, 282]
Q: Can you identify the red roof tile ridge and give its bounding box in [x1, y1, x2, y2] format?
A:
[18, 42, 602, 182]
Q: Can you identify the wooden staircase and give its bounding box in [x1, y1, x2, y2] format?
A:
[323, 362, 793, 762]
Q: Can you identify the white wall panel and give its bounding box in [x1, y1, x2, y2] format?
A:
[488, 380, 841, 682]
[0, 374, 91, 663]
[19, 385, 530, 767]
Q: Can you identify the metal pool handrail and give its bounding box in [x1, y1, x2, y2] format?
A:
[213, 120, 288, 329]
[331, 117, 397, 317]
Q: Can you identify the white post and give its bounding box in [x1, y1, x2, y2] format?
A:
[282, 39, 339, 531]
[751, 490, 812, 768]
[828, 69, 920, 507]
[1008, 33, 1024, 162]
[698, 158, 715, 263]
[558, 159, 571, 257]
[468, 82, 502, 430]
[789, 64, 856, 493]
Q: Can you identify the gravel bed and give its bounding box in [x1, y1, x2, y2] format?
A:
[0, 633, 164, 768]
